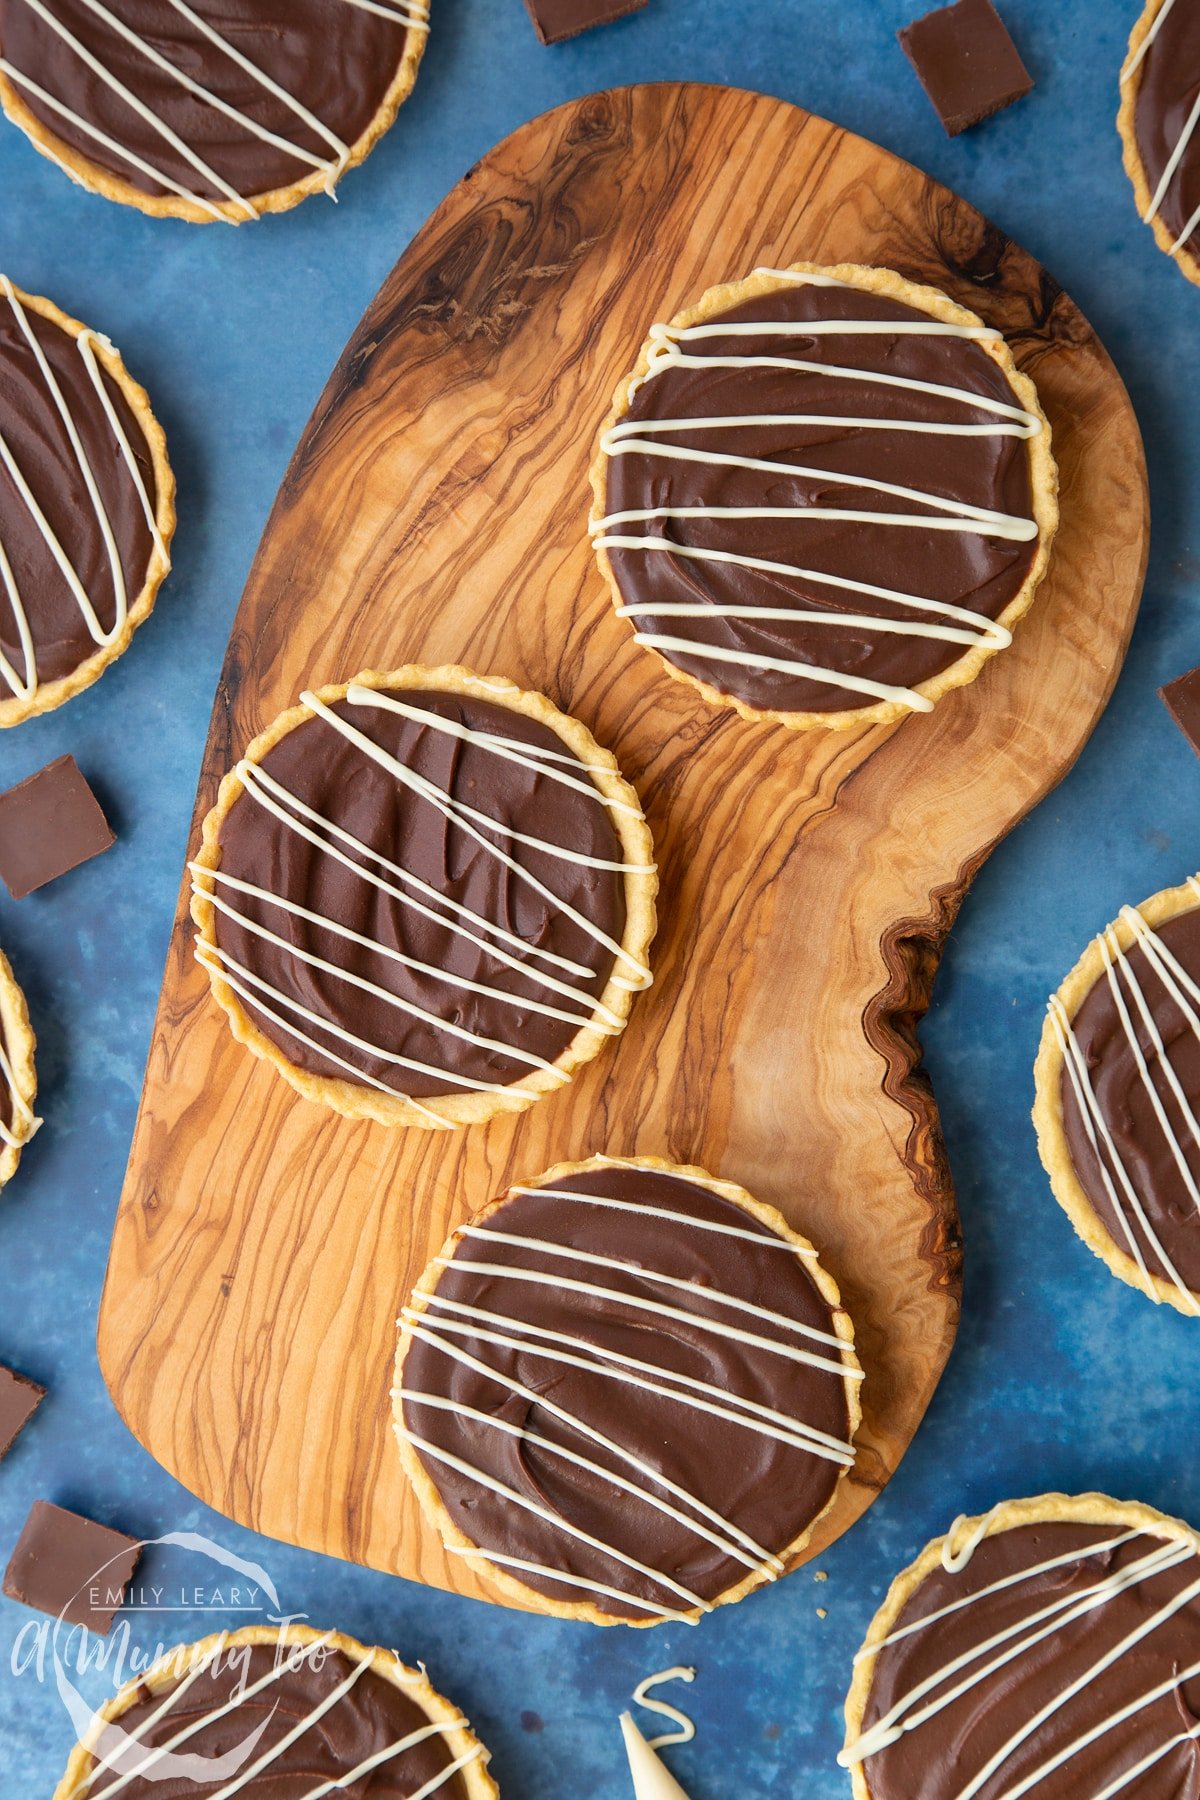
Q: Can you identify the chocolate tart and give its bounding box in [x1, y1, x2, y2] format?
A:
[1033, 874, 1200, 1317]
[53, 1622, 498, 1798]
[0, 0, 428, 225]
[589, 261, 1057, 731]
[394, 1154, 862, 1626]
[842, 1492, 1200, 1800]
[0, 276, 173, 725]
[0, 944, 37, 1189]
[1119, 0, 1200, 285]
[191, 666, 657, 1130]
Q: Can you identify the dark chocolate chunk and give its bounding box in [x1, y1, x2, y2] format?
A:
[0, 1365, 44, 1459]
[899, 0, 1033, 136]
[1160, 664, 1200, 758]
[0, 755, 115, 900]
[3, 1501, 140, 1633]
[522, 0, 647, 46]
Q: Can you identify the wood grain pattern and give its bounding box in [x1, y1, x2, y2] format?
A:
[97, 84, 1147, 1614]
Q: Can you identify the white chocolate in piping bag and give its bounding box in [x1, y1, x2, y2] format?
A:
[620, 1711, 695, 1799]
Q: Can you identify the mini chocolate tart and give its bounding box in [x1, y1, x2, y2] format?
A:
[0, 0, 428, 225]
[1119, 0, 1200, 285]
[590, 261, 1057, 731]
[1033, 873, 1200, 1317]
[0, 945, 38, 1190]
[53, 1622, 498, 1799]
[0, 277, 173, 724]
[842, 1492, 1200, 1800]
[394, 1154, 862, 1626]
[191, 666, 657, 1130]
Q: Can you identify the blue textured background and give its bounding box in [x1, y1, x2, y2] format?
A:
[0, 1, 1197, 1794]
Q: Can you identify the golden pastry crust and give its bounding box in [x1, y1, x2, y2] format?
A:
[589, 260, 1059, 732]
[1118, 0, 1200, 287]
[394, 1152, 863, 1627]
[52, 1621, 498, 1800]
[0, 15, 427, 225]
[0, 945, 37, 1191]
[0, 279, 175, 727]
[1032, 874, 1200, 1316]
[191, 665, 658, 1129]
[842, 1491, 1200, 1799]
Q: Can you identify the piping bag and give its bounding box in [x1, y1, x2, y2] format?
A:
[620, 1711, 695, 1799]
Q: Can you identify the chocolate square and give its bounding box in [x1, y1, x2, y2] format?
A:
[522, 0, 647, 46]
[3, 1501, 140, 1633]
[0, 1365, 45, 1460]
[0, 755, 115, 900]
[899, 0, 1033, 136]
[1161, 664, 1200, 759]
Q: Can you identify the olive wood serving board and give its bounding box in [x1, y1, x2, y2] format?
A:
[98, 83, 1147, 1614]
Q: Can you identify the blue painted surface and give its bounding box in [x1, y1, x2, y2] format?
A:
[0, 0, 1196, 1793]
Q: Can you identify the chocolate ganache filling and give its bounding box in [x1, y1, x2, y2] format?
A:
[849, 1519, 1200, 1799]
[1059, 901, 1200, 1298]
[1130, 0, 1200, 256]
[598, 277, 1041, 715]
[0, 0, 421, 209]
[400, 1164, 857, 1621]
[0, 283, 157, 697]
[206, 687, 629, 1104]
[82, 1642, 472, 1798]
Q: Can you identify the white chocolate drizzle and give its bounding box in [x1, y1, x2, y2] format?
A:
[1122, 0, 1177, 82]
[404, 1299, 856, 1459]
[632, 1667, 697, 1750]
[74, 1633, 339, 1797]
[508, 1182, 819, 1253]
[841, 1522, 1200, 1793]
[398, 1385, 781, 1577]
[1122, 0, 1200, 251]
[311, 690, 653, 975]
[70, 1634, 478, 1800]
[0, 1005, 40, 1152]
[404, 1424, 713, 1615]
[941, 1506, 1003, 1573]
[397, 1175, 857, 1618]
[445, 1224, 853, 1366]
[341, 0, 430, 20]
[1092, 1719, 1200, 1799]
[1047, 876, 1200, 1313]
[854, 1526, 1145, 1660]
[1, 0, 429, 225]
[193, 686, 651, 1123]
[443, 1543, 683, 1621]
[0, 275, 163, 704]
[593, 272, 1042, 715]
[359, 688, 646, 818]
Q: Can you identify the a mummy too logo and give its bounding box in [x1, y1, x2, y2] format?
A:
[9, 1528, 316, 1786]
